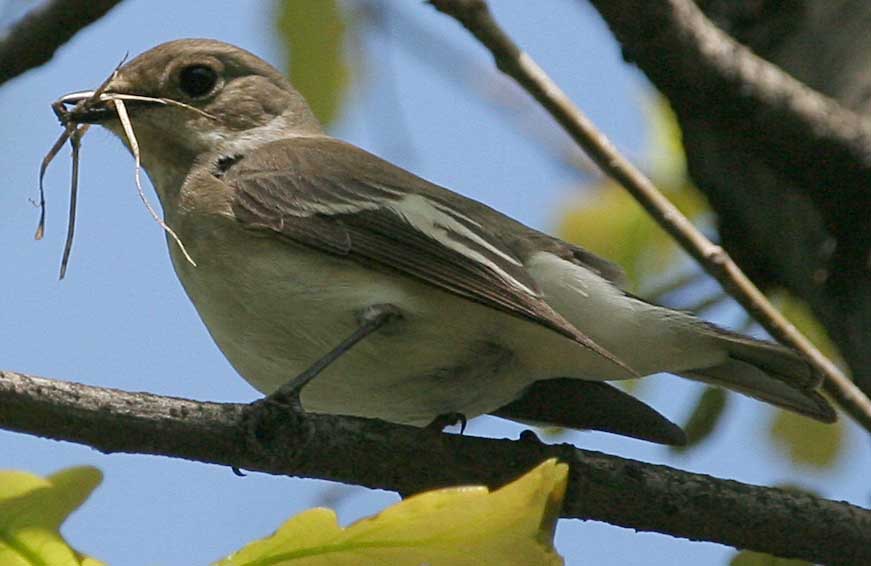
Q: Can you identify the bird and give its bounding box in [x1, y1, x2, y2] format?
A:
[53, 38, 835, 446]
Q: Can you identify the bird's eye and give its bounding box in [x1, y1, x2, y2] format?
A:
[178, 65, 218, 98]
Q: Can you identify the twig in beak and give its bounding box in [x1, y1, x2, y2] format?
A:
[35, 127, 72, 240]
[100, 93, 218, 121]
[112, 98, 197, 267]
[38, 56, 124, 260]
[58, 126, 88, 279]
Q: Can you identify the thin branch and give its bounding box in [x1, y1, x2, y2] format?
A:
[363, 0, 596, 175]
[582, 0, 871, 261]
[579, 0, 871, 400]
[0, 0, 123, 86]
[1, 370, 869, 564]
[427, 0, 871, 432]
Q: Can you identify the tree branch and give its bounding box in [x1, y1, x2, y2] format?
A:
[582, 0, 871, 264]
[579, 0, 871, 406]
[0, 0, 124, 86]
[1, 370, 869, 564]
[427, 0, 871, 433]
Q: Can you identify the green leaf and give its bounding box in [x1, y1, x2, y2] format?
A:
[730, 549, 809, 566]
[276, 0, 350, 126]
[615, 377, 645, 394]
[0, 467, 104, 566]
[644, 96, 687, 186]
[671, 386, 729, 453]
[556, 99, 709, 288]
[216, 459, 568, 566]
[769, 409, 844, 468]
[772, 292, 840, 361]
[557, 180, 701, 286]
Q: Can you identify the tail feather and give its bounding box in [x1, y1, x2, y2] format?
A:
[680, 331, 836, 423]
[709, 328, 822, 389]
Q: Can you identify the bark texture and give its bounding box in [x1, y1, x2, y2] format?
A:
[2, 370, 869, 565]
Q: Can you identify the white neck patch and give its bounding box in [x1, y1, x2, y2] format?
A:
[200, 114, 310, 157]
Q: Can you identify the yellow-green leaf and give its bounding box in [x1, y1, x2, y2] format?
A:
[276, 0, 349, 126]
[0, 466, 104, 566]
[769, 409, 844, 468]
[557, 179, 706, 287]
[557, 94, 709, 289]
[730, 549, 809, 566]
[644, 96, 687, 185]
[671, 386, 729, 453]
[615, 377, 645, 394]
[772, 292, 840, 361]
[217, 459, 568, 566]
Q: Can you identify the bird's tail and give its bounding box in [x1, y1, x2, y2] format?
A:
[678, 329, 836, 422]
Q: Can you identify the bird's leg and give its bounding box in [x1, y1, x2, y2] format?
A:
[263, 303, 402, 411]
[237, 304, 401, 474]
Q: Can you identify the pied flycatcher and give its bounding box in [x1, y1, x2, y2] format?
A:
[54, 39, 835, 445]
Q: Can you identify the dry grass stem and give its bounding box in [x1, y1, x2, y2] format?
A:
[34, 127, 71, 240]
[58, 126, 87, 279]
[102, 93, 217, 121]
[111, 98, 197, 267]
[37, 58, 123, 268]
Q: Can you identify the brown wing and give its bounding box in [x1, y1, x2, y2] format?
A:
[225, 137, 634, 375]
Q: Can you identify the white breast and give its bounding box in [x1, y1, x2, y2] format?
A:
[166, 212, 536, 426]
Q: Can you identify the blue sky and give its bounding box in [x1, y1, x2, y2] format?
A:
[1, 1, 867, 564]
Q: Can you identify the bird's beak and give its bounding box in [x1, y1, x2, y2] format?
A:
[54, 90, 116, 124]
[53, 89, 164, 125]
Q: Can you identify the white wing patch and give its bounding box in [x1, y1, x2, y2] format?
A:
[283, 194, 382, 217]
[275, 185, 538, 297]
[388, 194, 537, 296]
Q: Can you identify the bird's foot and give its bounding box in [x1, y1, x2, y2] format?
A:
[518, 428, 543, 444]
[239, 392, 312, 473]
[426, 412, 468, 434]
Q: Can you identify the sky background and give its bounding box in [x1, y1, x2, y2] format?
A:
[1, 1, 868, 565]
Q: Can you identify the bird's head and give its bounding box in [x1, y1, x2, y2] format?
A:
[56, 38, 324, 178]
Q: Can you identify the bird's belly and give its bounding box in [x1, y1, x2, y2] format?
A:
[170, 225, 528, 425]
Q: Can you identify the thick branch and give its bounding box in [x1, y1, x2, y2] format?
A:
[427, 0, 871, 432]
[0, 0, 123, 86]
[582, 0, 871, 262]
[1, 370, 869, 564]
